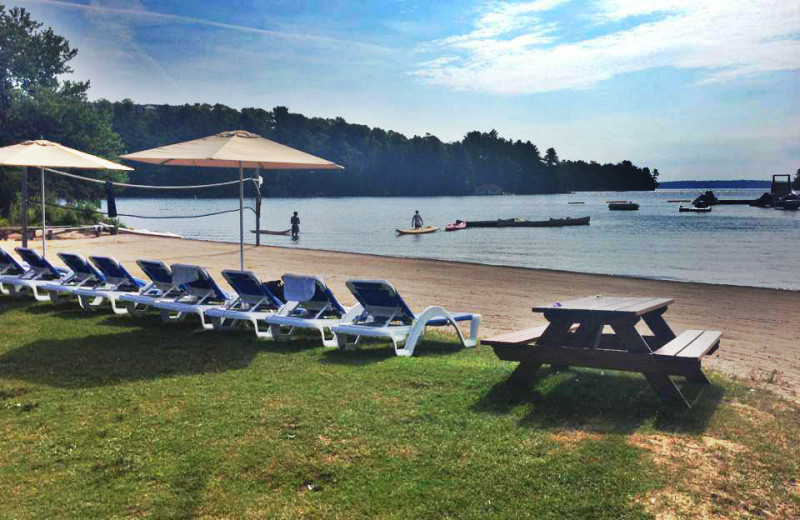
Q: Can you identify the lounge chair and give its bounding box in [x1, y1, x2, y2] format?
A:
[203, 270, 285, 336]
[0, 247, 29, 295]
[40, 252, 107, 303]
[150, 264, 232, 328]
[68, 256, 149, 314]
[3, 247, 71, 301]
[264, 274, 362, 346]
[119, 260, 184, 316]
[330, 279, 481, 357]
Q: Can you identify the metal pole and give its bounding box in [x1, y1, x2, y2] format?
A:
[255, 167, 261, 246]
[239, 162, 244, 270]
[40, 166, 46, 258]
[21, 168, 28, 247]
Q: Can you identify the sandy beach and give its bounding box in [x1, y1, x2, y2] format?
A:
[5, 234, 799, 398]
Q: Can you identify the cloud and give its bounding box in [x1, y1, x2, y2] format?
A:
[415, 0, 800, 94]
[26, 0, 390, 52]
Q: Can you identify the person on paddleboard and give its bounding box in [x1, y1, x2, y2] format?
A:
[411, 210, 423, 229]
[291, 211, 300, 238]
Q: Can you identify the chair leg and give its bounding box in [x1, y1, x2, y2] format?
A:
[126, 302, 146, 317]
[109, 298, 129, 315]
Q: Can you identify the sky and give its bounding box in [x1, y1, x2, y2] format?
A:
[11, 0, 800, 180]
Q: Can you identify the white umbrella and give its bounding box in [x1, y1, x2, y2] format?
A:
[121, 130, 343, 269]
[0, 140, 133, 257]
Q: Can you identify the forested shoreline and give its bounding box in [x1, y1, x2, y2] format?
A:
[110, 102, 660, 199]
[1, 3, 659, 228]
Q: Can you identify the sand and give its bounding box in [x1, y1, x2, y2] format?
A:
[5, 234, 799, 398]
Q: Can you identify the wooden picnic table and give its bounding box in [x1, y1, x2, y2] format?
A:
[483, 295, 721, 408]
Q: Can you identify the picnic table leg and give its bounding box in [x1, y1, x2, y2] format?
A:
[610, 319, 690, 408]
[572, 321, 604, 349]
[539, 320, 574, 372]
[642, 310, 676, 348]
[508, 362, 542, 387]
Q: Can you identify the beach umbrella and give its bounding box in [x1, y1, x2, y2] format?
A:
[121, 130, 343, 269]
[0, 140, 133, 258]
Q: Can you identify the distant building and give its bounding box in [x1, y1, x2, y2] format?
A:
[473, 184, 506, 196]
[134, 104, 160, 116]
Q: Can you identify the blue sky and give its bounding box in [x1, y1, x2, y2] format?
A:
[14, 0, 800, 180]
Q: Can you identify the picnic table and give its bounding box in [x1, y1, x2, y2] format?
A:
[483, 295, 721, 408]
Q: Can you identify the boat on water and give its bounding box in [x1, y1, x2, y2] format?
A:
[679, 205, 712, 213]
[251, 229, 291, 236]
[464, 216, 590, 228]
[445, 220, 467, 231]
[608, 202, 639, 211]
[783, 199, 800, 210]
[396, 226, 438, 235]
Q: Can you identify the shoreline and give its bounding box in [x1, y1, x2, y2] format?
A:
[4, 234, 799, 399]
[157, 234, 800, 293]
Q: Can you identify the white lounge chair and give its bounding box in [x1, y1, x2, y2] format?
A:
[150, 264, 232, 328]
[119, 260, 184, 316]
[2, 247, 71, 301]
[331, 279, 481, 357]
[68, 256, 151, 314]
[203, 270, 285, 337]
[0, 247, 30, 295]
[40, 252, 108, 304]
[264, 274, 362, 347]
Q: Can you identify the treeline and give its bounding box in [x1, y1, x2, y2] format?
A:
[110, 102, 659, 198]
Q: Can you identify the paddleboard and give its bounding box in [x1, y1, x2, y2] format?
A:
[250, 229, 292, 236]
[396, 226, 438, 235]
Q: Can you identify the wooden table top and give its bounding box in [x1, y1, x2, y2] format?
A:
[533, 295, 674, 318]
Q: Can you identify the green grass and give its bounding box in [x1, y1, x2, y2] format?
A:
[0, 298, 798, 519]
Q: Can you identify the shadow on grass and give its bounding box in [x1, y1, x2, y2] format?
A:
[473, 367, 723, 434]
[320, 335, 469, 365]
[0, 323, 262, 389]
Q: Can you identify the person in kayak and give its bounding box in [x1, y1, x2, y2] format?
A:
[291, 211, 300, 238]
[411, 210, 424, 229]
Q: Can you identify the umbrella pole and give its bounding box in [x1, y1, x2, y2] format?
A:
[239, 162, 244, 270]
[40, 166, 46, 259]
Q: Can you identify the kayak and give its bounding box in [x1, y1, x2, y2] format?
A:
[251, 229, 291, 235]
[445, 221, 467, 231]
[679, 206, 712, 213]
[396, 226, 438, 235]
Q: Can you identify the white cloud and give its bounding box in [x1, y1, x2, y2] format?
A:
[415, 0, 800, 94]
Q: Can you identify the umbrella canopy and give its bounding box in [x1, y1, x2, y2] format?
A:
[0, 140, 133, 258]
[121, 130, 343, 170]
[0, 140, 134, 170]
[121, 130, 342, 269]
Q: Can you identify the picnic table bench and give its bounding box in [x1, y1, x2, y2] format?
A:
[483, 295, 721, 408]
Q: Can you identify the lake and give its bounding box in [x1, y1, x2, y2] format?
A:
[106, 190, 800, 290]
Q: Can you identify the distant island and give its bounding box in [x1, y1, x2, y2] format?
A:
[658, 180, 771, 189]
[110, 102, 660, 198]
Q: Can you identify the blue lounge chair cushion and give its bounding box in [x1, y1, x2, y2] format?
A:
[283, 274, 346, 315]
[14, 247, 68, 278]
[0, 247, 27, 275]
[221, 270, 283, 307]
[136, 260, 173, 285]
[346, 279, 416, 324]
[58, 253, 106, 281]
[90, 256, 145, 288]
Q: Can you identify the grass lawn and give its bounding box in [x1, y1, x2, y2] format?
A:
[0, 297, 798, 519]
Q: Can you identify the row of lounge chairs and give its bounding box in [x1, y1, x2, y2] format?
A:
[0, 247, 481, 357]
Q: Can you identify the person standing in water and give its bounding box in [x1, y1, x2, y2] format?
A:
[411, 210, 423, 229]
[290, 211, 300, 238]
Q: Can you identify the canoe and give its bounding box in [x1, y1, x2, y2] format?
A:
[609, 202, 639, 211]
[465, 216, 590, 228]
[396, 226, 438, 235]
[679, 206, 711, 212]
[251, 229, 291, 236]
[445, 221, 467, 231]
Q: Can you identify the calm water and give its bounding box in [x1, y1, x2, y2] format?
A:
[105, 190, 800, 290]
